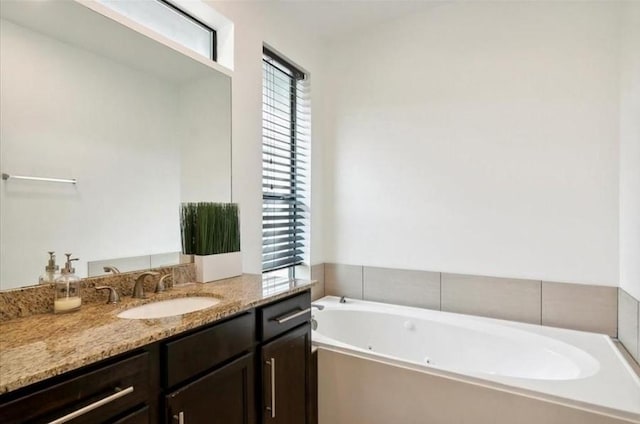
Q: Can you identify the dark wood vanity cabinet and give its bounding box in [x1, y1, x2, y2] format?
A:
[0, 351, 152, 424]
[161, 311, 256, 424]
[0, 289, 313, 424]
[162, 290, 313, 424]
[258, 291, 312, 424]
[165, 353, 255, 424]
[260, 324, 311, 424]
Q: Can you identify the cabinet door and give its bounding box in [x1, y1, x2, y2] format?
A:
[165, 353, 255, 424]
[261, 323, 311, 424]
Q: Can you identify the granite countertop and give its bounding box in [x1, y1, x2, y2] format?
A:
[0, 274, 316, 394]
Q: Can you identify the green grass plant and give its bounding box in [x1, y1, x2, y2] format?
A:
[181, 202, 240, 255]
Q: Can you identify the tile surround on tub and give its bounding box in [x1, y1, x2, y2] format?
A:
[310, 263, 325, 301]
[363, 266, 440, 310]
[541, 282, 617, 337]
[618, 289, 639, 362]
[325, 263, 363, 299]
[322, 262, 627, 338]
[614, 341, 640, 377]
[441, 273, 541, 324]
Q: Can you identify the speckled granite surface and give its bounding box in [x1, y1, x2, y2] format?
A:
[0, 274, 316, 394]
[0, 264, 195, 321]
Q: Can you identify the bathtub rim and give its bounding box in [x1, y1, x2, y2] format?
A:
[313, 307, 602, 381]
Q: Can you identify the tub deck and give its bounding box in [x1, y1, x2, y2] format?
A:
[312, 296, 640, 423]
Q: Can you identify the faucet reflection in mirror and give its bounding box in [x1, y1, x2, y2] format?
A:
[103, 266, 121, 274]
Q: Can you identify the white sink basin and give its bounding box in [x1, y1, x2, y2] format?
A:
[117, 297, 220, 319]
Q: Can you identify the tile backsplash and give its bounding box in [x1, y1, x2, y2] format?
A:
[363, 266, 440, 310]
[441, 273, 541, 324]
[541, 282, 617, 336]
[618, 289, 640, 363]
[0, 263, 195, 321]
[325, 263, 363, 300]
[310, 263, 326, 301]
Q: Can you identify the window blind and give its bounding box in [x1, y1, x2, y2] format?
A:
[262, 48, 309, 273]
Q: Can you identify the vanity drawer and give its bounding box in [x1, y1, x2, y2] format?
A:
[113, 405, 149, 424]
[258, 291, 311, 342]
[163, 311, 255, 389]
[0, 351, 150, 424]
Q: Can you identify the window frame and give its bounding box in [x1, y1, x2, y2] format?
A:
[262, 47, 308, 278]
[160, 0, 217, 61]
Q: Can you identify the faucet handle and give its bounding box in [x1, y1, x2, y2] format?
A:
[155, 274, 171, 293]
[95, 286, 120, 304]
[132, 271, 160, 299]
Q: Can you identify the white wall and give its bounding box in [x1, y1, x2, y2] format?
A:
[208, 2, 329, 273]
[619, 1, 640, 300]
[324, 2, 621, 285]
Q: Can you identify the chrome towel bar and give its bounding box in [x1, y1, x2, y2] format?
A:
[2, 173, 77, 184]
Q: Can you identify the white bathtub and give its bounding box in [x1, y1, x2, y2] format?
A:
[312, 296, 640, 423]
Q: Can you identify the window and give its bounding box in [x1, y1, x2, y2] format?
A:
[97, 0, 216, 60]
[262, 47, 310, 276]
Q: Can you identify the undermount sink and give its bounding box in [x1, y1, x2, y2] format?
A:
[117, 297, 221, 319]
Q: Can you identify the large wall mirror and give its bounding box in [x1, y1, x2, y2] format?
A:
[0, 1, 232, 290]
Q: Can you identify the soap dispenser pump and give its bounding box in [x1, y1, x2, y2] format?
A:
[54, 254, 81, 314]
[39, 251, 59, 284]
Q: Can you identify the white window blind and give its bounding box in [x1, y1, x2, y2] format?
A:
[262, 48, 310, 273]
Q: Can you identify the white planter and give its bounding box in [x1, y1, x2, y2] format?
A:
[194, 251, 242, 283]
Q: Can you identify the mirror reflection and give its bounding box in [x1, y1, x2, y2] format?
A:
[0, 1, 231, 290]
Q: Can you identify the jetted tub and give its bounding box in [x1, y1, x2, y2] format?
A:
[312, 296, 640, 423]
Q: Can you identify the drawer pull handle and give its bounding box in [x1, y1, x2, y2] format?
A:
[274, 307, 310, 324]
[265, 358, 276, 418]
[173, 411, 185, 424]
[47, 386, 134, 424]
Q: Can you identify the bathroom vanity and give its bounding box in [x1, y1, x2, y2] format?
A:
[0, 276, 314, 424]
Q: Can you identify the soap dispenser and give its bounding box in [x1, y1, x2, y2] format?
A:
[39, 251, 59, 284]
[54, 254, 81, 314]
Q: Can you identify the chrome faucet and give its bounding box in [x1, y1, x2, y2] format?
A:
[95, 286, 120, 304]
[339, 296, 347, 304]
[155, 274, 171, 294]
[132, 271, 159, 299]
[310, 303, 324, 330]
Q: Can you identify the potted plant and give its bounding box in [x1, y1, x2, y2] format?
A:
[180, 202, 241, 283]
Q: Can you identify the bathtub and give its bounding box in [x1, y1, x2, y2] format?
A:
[312, 296, 640, 424]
